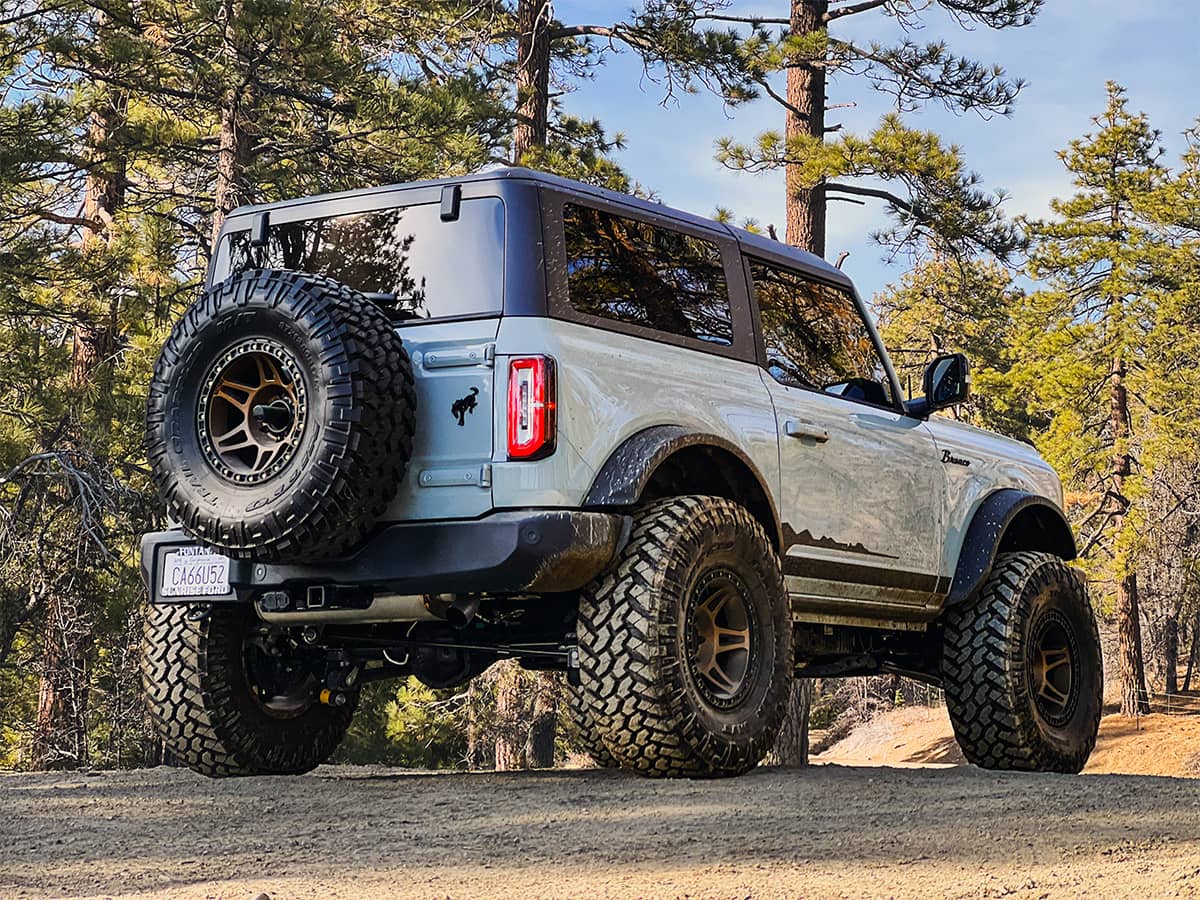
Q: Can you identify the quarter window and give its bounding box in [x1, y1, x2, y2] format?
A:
[562, 204, 734, 346]
[216, 198, 505, 322]
[749, 259, 894, 407]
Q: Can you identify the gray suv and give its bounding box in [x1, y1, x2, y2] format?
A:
[141, 168, 1102, 779]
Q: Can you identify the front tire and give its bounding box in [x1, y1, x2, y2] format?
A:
[942, 551, 1102, 774]
[142, 604, 354, 777]
[576, 496, 791, 778]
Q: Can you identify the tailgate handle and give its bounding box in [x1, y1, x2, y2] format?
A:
[422, 343, 495, 369]
[785, 420, 830, 443]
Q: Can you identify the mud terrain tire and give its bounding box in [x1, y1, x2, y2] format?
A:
[576, 496, 791, 778]
[942, 551, 1102, 774]
[143, 603, 354, 777]
[565, 682, 618, 768]
[146, 269, 416, 563]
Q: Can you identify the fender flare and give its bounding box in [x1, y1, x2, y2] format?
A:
[582, 424, 782, 547]
[946, 488, 1077, 607]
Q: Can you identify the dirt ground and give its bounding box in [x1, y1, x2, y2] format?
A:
[5, 758, 1200, 900]
[817, 708, 1200, 777]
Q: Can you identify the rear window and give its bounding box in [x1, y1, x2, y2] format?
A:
[213, 197, 505, 321]
[562, 203, 733, 346]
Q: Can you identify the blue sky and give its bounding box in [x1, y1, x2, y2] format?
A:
[557, 0, 1200, 301]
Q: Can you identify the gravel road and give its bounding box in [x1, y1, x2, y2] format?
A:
[3, 764, 1200, 899]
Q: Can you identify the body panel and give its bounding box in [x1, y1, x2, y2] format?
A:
[382, 317, 500, 521]
[924, 416, 1063, 581]
[763, 373, 947, 609]
[491, 316, 781, 515]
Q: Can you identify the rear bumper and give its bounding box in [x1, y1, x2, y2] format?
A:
[140, 509, 629, 603]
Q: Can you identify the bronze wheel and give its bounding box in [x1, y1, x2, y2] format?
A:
[198, 338, 308, 485]
[942, 551, 1102, 774]
[1028, 608, 1078, 728]
[685, 569, 755, 709]
[576, 496, 791, 778]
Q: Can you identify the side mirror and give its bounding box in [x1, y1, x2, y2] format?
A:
[905, 353, 970, 418]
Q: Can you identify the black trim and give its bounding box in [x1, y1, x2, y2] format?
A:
[141, 510, 628, 602]
[946, 489, 1077, 607]
[782, 555, 949, 594]
[582, 425, 782, 547]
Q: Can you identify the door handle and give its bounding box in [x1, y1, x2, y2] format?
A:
[785, 419, 830, 443]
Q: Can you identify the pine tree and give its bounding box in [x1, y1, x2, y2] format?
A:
[716, 0, 1037, 259]
[1020, 82, 1168, 716]
[877, 257, 1029, 439]
[509, 0, 754, 167]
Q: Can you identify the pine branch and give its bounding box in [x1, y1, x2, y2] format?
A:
[31, 210, 105, 232]
[825, 182, 917, 215]
[827, 1, 891, 21]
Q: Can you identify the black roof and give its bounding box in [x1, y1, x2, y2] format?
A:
[228, 166, 851, 286]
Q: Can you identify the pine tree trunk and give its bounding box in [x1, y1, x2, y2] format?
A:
[31, 593, 91, 769]
[512, 0, 552, 163]
[784, 0, 828, 257]
[525, 672, 559, 768]
[466, 681, 482, 770]
[1184, 610, 1200, 693]
[768, 0, 828, 764]
[493, 661, 528, 771]
[766, 679, 811, 766]
[1109, 347, 1150, 716]
[211, 0, 254, 248]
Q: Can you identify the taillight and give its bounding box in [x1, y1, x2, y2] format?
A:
[507, 356, 556, 460]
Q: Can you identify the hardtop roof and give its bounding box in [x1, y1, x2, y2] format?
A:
[227, 166, 852, 287]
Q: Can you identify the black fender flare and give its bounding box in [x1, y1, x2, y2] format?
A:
[582, 425, 782, 548]
[946, 489, 1077, 607]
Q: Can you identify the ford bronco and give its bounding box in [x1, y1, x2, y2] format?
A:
[141, 168, 1102, 778]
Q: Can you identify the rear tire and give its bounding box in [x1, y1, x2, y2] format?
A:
[576, 496, 791, 778]
[565, 682, 618, 768]
[142, 604, 354, 777]
[942, 551, 1102, 774]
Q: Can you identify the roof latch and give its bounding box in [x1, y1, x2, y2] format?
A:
[250, 210, 270, 247]
[440, 184, 462, 222]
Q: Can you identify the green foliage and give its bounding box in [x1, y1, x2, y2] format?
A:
[336, 678, 468, 769]
[1016, 84, 1168, 567]
[719, 114, 1022, 258]
[877, 257, 1029, 438]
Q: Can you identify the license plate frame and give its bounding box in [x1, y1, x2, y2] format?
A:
[160, 547, 232, 598]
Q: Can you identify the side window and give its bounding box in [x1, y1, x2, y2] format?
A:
[562, 204, 734, 346]
[749, 259, 894, 407]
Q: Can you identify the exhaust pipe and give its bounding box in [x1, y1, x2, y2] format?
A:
[445, 596, 479, 629]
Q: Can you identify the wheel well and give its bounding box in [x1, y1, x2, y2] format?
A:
[639, 445, 780, 550]
[998, 505, 1077, 561]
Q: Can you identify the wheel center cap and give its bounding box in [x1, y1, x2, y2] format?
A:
[253, 398, 295, 436]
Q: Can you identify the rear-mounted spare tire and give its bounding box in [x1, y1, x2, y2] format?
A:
[146, 269, 417, 563]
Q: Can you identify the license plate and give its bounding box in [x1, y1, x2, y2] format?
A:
[160, 548, 231, 598]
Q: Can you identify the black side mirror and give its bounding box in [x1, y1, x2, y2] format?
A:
[905, 353, 970, 418]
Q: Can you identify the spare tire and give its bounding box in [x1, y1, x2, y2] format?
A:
[146, 269, 416, 562]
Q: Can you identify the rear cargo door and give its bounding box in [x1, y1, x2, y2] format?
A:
[384, 318, 499, 521]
